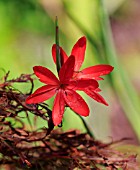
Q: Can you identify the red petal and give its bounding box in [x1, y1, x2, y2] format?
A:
[33, 66, 59, 85]
[95, 88, 101, 92]
[84, 87, 108, 106]
[64, 89, 89, 116]
[52, 90, 65, 126]
[68, 79, 98, 91]
[76, 65, 114, 79]
[59, 55, 75, 83]
[26, 85, 56, 104]
[71, 36, 86, 71]
[52, 44, 68, 66]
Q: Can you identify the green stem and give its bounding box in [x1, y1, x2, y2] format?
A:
[55, 17, 61, 72]
[78, 115, 94, 138]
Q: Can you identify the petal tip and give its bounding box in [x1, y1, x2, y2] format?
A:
[84, 110, 89, 117]
[105, 102, 109, 106]
[52, 115, 62, 126]
[78, 36, 86, 47]
[110, 66, 114, 72]
[33, 66, 41, 73]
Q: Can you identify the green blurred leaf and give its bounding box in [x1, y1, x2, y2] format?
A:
[63, 0, 140, 141]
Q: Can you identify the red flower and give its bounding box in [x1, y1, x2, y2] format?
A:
[26, 56, 99, 126]
[52, 36, 114, 105]
[26, 36, 113, 126]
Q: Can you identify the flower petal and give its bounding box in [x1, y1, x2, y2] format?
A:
[84, 87, 108, 106]
[76, 65, 114, 80]
[26, 85, 56, 104]
[59, 55, 75, 83]
[52, 44, 68, 66]
[64, 89, 89, 116]
[68, 79, 99, 91]
[52, 90, 65, 126]
[71, 36, 86, 71]
[95, 88, 101, 92]
[33, 66, 59, 85]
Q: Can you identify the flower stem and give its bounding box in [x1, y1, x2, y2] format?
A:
[78, 115, 94, 138]
[55, 17, 61, 72]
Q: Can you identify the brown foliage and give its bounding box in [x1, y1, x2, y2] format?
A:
[0, 73, 138, 169]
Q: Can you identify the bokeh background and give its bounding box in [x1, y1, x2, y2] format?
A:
[1, 0, 140, 144]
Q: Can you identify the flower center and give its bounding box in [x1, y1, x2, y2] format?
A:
[59, 83, 67, 89]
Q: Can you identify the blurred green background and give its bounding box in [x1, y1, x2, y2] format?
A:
[1, 0, 140, 144]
